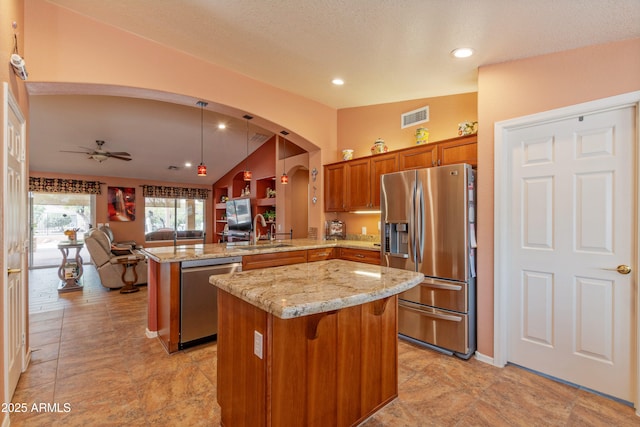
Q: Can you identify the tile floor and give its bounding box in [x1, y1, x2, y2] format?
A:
[9, 266, 640, 426]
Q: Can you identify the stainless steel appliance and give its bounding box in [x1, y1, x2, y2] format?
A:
[180, 256, 242, 349]
[381, 164, 477, 359]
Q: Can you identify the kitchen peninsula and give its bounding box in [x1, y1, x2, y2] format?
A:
[143, 239, 383, 353]
[210, 259, 423, 426]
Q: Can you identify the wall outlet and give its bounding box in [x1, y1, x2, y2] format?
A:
[361, 226, 367, 235]
[254, 331, 263, 359]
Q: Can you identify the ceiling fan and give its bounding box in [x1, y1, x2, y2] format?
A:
[61, 140, 132, 163]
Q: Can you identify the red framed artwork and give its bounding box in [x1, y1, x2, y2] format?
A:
[108, 186, 136, 222]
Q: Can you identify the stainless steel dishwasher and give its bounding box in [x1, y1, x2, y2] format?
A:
[180, 256, 242, 349]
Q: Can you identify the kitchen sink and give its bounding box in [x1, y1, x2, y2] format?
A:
[236, 243, 293, 250]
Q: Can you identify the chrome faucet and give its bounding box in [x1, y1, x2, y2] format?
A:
[269, 223, 277, 242]
[251, 214, 266, 244]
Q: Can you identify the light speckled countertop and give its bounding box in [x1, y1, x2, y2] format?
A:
[209, 259, 423, 319]
[142, 239, 380, 263]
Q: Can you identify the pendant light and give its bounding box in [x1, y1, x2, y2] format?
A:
[280, 131, 289, 185]
[196, 101, 208, 177]
[243, 115, 253, 181]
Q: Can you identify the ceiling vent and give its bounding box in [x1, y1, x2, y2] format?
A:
[401, 106, 429, 129]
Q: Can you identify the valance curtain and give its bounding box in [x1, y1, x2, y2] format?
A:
[141, 185, 209, 200]
[29, 177, 102, 194]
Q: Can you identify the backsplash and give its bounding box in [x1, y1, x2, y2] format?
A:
[345, 233, 380, 242]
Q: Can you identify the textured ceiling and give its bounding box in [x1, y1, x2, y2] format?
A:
[29, 0, 640, 184]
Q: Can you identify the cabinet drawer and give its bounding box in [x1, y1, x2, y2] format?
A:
[398, 301, 469, 354]
[338, 248, 381, 265]
[400, 278, 468, 313]
[242, 250, 308, 271]
[307, 248, 336, 262]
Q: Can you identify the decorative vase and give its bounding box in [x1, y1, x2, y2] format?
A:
[370, 138, 388, 155]
[342, 149, 354, 160]
[415, 127, 429, 145]
[458, 121, 478, 136]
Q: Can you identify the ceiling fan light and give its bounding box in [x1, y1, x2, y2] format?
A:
[92, 154, 108, 162]
[197, 163, 207, 176]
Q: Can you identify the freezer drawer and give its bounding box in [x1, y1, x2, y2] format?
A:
[398, 301, 469, 355]
[399, 278, 468, 313]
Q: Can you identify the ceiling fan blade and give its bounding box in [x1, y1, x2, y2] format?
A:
[108, 154, 132, 161]
[107, 151, 131, 156]
[60, 150, 92, 154]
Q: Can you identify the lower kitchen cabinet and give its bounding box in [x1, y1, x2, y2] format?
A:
[242, 250, 308, 270]
[217, 290, 398, 427]
[338, 247, 381, 265]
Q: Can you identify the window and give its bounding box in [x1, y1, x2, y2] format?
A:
[144, 197, 205, 241]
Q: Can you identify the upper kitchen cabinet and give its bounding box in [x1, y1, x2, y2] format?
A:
[398, 143, 437, 170]
[437, 136, 477, 167]
[370, 152, 398, 207]
[324, 135, 477, 212]
[346, 158, 371, 210]
[324, 163, 347, 212]
[398, 134, 477, 170]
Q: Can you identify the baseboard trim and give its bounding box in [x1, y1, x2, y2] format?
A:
[475, 351, 495, 366]
[145, 328, 158, 339]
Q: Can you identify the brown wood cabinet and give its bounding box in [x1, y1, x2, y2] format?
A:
[307, 247, 336, 262]
[217, 289, 398, 427]
[338, 247, 381, 265]
[242, 250, 308, 271]
[324, 163, 347, 212]
[324, 135, 477, 211]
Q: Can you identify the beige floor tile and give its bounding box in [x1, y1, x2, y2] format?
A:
[16, 265, 640, 426]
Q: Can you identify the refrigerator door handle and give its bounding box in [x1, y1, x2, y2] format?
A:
[422, 282, 463, 291]
[399, 302, 463, 322]
[416, 180, 425, 264]
[388, 253, 409, 259]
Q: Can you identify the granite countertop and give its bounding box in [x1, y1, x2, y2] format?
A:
[142, 238, 380, 263]
[209, 259, 423, 319]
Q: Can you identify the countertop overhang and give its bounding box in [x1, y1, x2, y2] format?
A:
[141, 239, 379, 263]
[209, 259, 424, 319]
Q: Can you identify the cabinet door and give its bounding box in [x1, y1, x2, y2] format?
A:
[437, 136, 477, 167]
[370, 153, 398, 208]
[398, 144, 437, 170]
[324, 164, 346, 212]
[346, 158, 371, 210]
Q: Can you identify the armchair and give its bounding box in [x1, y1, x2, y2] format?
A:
[99, 224, 142, 250]
[85, 228, 147, 289]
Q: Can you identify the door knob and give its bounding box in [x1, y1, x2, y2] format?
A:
[7, 268, 21, 274]
[601, 265, 631, 275]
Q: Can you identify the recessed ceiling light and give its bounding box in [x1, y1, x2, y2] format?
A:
[218, 123, 226, 129]
[451, 48, 474, 58]
[332, 78, 344, 86]
[184, 162, 192, 168]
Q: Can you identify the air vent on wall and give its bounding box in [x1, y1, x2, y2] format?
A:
[250, 133, 270, 145]
[401, 105, 429, 129]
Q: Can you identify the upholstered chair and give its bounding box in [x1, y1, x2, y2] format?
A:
[84, 228, 147, 289]
[98, 224, 142, 249]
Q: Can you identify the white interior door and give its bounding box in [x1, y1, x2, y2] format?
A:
[3, 83, 27, 400]
[506, 105, 636, 402]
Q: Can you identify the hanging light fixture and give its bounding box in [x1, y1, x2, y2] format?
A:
[196, 101, 208, 177]
[280, 131, 289, 185]
[243, 115, 253, 181]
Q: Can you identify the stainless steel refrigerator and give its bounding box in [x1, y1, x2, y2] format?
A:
[381, 163, 477, 359]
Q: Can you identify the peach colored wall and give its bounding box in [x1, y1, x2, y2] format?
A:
[24, 0, 337, 238]
[336, 92, 477, 161]
[333, 92, 477, 237]
[29, 171, 214, 248]
[476, 38, 640, 357]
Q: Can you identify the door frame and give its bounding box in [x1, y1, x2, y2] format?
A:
[493, 91, 640, 410]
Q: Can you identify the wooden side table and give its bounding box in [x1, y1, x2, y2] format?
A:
[117, 257, 140, 294]
[57, 240, 84, 293]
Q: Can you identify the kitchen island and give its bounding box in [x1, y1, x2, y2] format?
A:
[209, 259, 423, 427]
